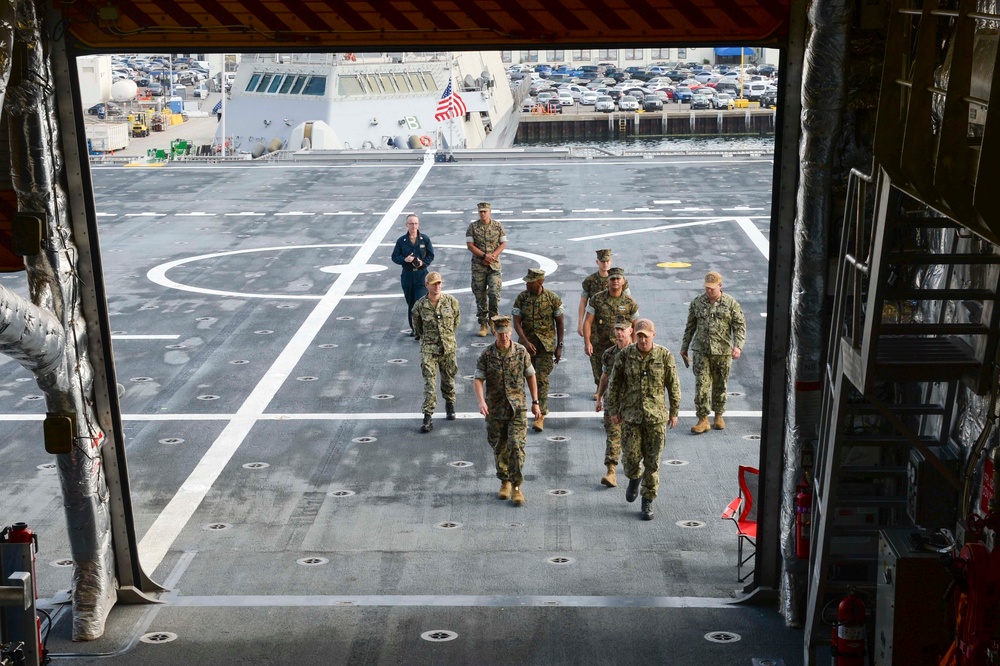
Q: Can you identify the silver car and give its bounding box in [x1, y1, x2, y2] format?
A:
[618, 96, 640, 111]
[580, 91, 600, 105]
[595, 95, 615, 113]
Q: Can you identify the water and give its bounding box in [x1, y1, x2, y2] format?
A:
[514, 134, 775, 153]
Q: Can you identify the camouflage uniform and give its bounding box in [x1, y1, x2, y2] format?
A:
[466, 219, 507, 326]
[586, 290, 639, 385]
[412, 293, 461, 415]
[606, 344, 681, 500]
[681, 292, 746, 418]
[600, 343, 626, 466]
[512, 288, 564, 415]
[475, 342, 536, 486]
[581, 272, 630, 305]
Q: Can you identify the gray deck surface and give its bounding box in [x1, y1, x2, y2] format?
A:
[0, 149, 802, 664]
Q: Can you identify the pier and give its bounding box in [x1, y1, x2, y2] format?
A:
[516, 108, 777, 141]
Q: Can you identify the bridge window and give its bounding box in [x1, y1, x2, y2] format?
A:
[393, 73, 410, 92]
[245, 73, 261, 91]
[289, 76, 306, 94]
[301, 76, 326, 96]
[279, 76, 296, 94]
[256, 74, 273, 92]
[267, 75, 283, 93]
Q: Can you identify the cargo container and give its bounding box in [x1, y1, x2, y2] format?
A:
[85, 122, 130, 153]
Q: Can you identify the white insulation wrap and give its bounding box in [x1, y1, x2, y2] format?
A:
[781, 0, 850, 627]
[2, 0, 117, 641]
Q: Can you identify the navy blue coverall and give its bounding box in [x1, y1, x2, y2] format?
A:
[391, 232, 435, 332]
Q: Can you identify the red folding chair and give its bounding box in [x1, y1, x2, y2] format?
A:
[721, 465, 759, 583]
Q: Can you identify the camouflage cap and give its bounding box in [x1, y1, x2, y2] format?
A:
[607, 266, 625, 278]
[425, 271, 442, 284]
[523, 267, 546, 283]
[477, 202, 492, 211]
[491, 315, 512, 333]
[596, 249, 612, 261]
[614, 315, 632, 330]
[705, 271, 723, 287]
[633, 319, 656, 337]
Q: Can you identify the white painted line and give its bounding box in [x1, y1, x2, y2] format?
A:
[652, 200, 681, 204]
[571, 209, 612, 213]
[175, 212, 216, 217]
[322, 211, 366, 216]
[491, 210, 513, 214]
[124, 212, 163, 217]
[274, 212, 315, 216]
[111, 334, 181, 340]
[507, 216, 666, 223]
[761, 312, 767, 317]
[224, 212, 264, 217]
[672, 207, 714, 212]
[524, 209, 563, 213]
[169, 593, 739, 609]
[422, 210, 462, 215]
[96, 212, 116, 217]
[735, 217, 769, 260]
[723, 206, 766, 211]
[623, 208, 663, 212]
[569, 218, 730, 242]
[138, 154, 438, 573]
[0, 410, 765, 422]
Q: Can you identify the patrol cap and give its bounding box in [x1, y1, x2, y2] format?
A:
[607, 267, 625, 278]
[614, 315, 632, 330]
[596, 249, 612, 261]
[523, 267, 546, 283]
[705, 271, 723, 287]
[477, 202, 492, 211]
[491, 315, 512, 333]
[425, 271, 443, 284]
[634, 319, 655, 337]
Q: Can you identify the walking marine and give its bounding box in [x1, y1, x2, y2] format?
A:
[512, 268, 565, 433]
[466, 202, 507, 337]
[391, 214, 434, 336]
[577, 248, 630, 338]
[681, 271, 747, 434]
[583, 266, 638, 399]
[474, 315, 541, 507]
[412, 272, 460, 433]
[607, 319, 681, 521]
[595, 316, 633, 488]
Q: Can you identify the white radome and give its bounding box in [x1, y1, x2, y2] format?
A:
[111, 79, 138, 102]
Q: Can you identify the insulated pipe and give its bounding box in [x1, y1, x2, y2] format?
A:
[3, 0, 116, 641]
[781, 0, 851, 626]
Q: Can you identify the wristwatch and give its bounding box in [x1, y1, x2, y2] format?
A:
[532, 400, 539, 405]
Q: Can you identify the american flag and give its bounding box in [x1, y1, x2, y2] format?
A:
[212, 100, 223, 115]
[434, 79, 467, 122]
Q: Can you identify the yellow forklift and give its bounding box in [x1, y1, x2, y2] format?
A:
[130, 111, 150, 137]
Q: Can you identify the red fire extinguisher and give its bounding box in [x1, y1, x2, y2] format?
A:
[831, 591, 866, 666]
[795, 481, 812, 559]
[1, 522, 44, 661]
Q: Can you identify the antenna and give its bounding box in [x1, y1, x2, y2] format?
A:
[463, 73, 476, 89]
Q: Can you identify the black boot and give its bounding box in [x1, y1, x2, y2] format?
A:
[641, 498, 654, 520]
[446, 402, 456, 420]
[625, 478, 640, 503]
[420, 413, 433, 433]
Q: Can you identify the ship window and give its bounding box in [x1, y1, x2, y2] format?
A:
[256, 74, 273, 92]
[407, 72, 422, 91]
[267, 75, 283, 93]
[420, 72, 436, 91]
[339, 76, 364, 95]
[302, 76, 326, 96]
[379, 74, 396, 92]
[279, 76, 296, 94]
[289, 76, 306, 95]
[245, 73, 261, 92]
[393, 73, 410, 92]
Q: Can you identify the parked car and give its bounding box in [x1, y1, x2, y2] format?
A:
[618, 96, 640, 111]
[557, 92, 575, 107]
[595, 95, 616, 113]
[760, 90, 778, 108]
[713, 93, 736, 109]
[536, 91, 557, 104]
[673, 85, 694, 103]
[86, 101, 122, 117]
[643, 98, 664, 112]
[147, 82, 165, 96]
[579, 91, 599, 105]
[690, 95, 712, 110]
[521, 97, 538, 112]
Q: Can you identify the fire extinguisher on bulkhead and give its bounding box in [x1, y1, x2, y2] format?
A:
[1, 522, 44, 662]
[831, 591, 867, 666]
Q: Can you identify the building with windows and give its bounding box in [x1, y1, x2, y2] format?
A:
[499, 46, 779, 69]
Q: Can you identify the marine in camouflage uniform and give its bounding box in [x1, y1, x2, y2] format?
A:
[512, 268, 565, 432]
[583, 266, 638, 393]
[465, 202, 507, 336]
[411, 272, 461, 433]
[474, 315, 541, 507]
[607, 319, 681, 521]
[680, 271, 747, 434]
[577, 248, 631, 338]
[594, 316, 633, 488]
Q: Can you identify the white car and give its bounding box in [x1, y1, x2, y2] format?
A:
[557, 92, 575, 107]
[557, 84, 586, 100]
[618, 96, 640, 111]
[595, 95, 615, 113]
[579, 91, 599, 105]
[521, 97, 538, 112]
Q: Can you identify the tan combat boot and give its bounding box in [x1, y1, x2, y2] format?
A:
[498, 480, 512, 500]
[691, 417, 711, 434]
[713, 414, 726, 430]
[511, 486, 525, 506]
[478, 322, 489, 337]
[533, 414, 545, 432]
[601, 464, 617, 487]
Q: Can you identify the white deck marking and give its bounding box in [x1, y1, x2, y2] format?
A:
[623, 207, 663, 212]
[723, 206, 766, 211]
[524, 208, 564, 213]
[422, 210, 462, 215]
[735, 217, 770, 259]
[224, 212, 264, 216]
[672, 207, 714, 212]
[95, 212, 116, 217]
[569, 218, 729, 242]
[571, 208, 612, 213]
[169, 593, 738, 609]
[322, 211, 366, 216]
[138, 154, 437, 573]
[274, 211, 315, 216]
[111, 334, 181, 340]
[175, 212, 216, 217]
[124, 212, 163, 217]
[0, 410, 764, 422]
[652, 200, 681, 204]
